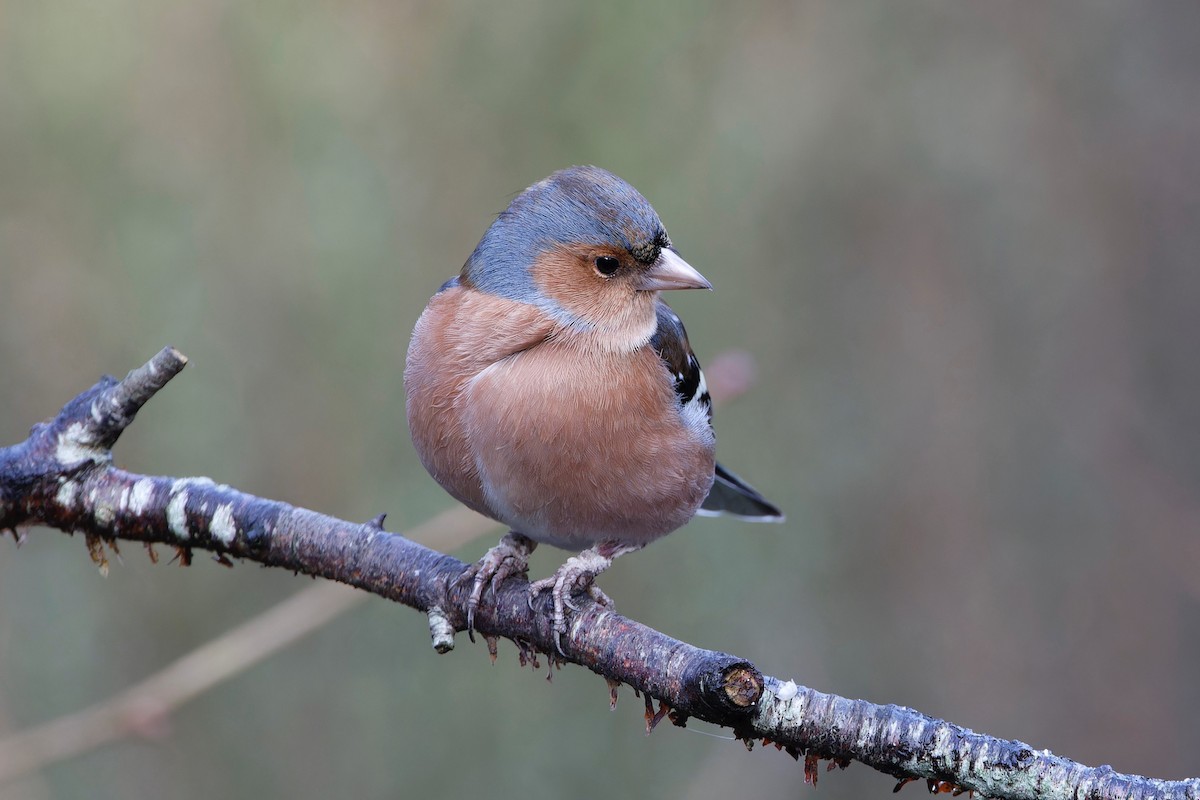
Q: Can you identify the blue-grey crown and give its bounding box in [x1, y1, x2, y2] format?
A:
[463, 166, 668, 304]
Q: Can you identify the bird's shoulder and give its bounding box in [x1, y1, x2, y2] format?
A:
[649, 300, 713, 426]
[410, 277, 557, 369]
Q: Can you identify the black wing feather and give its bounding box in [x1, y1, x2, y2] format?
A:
[650, 301, 783, 522]
[700, 462, 785, 521]
[649, 301, 712, 424]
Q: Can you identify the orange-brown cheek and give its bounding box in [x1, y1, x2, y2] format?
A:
[530, 247, 615, 319]
[530, 247, 657, 349]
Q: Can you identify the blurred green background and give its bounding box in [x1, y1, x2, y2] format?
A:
[2, 1, 1199, 797]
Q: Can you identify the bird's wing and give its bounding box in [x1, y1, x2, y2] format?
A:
[697, 462, 784, 521]
[649, 300, 713, 427]
[651, 300, 784, 522]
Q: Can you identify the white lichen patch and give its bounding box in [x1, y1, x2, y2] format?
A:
[882, 716, 900, 746]
[167, 489, 190, 540]
[118, 487, 130, 511]
[973, 742, 989, 772]
[56, 480, 78, 508]
[210, 504, 237, 543]
[94, 499, 116, 527]
[174, 476, 216, 491]
[55, 423, 106, 466]
[930, 724, 953, 758]
[128, 479, 154, 515]
[855, 714, 879, 752]
[776, 679, 799, 701]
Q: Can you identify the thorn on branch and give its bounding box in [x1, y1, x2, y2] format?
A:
[85, 532, 109, 576]
[168, 546, 193, 567]
[365, 513, 387, 531]
[643, 695, 670, 735]
[803, 754, 850, 784]
[804, 753, 821, 785]
[606, 678, 621, 710]
[514, 638, 539, 670]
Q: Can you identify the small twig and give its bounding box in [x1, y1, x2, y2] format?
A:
[1, 348, 1196, 800]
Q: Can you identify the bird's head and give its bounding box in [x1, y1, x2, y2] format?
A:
[462, 166, 711, 350]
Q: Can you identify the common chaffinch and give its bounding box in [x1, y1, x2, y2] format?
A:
[405, 166, 782, 647]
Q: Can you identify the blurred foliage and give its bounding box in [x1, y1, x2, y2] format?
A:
[2, 1, 1199, 797]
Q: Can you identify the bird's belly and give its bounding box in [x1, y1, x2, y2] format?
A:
[465, 347, 716, 550]
[485, 425, 714, 550]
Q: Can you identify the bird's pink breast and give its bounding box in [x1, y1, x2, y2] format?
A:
[404, 285, 715, 550]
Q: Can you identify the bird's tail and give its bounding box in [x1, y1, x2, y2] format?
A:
[697, 462, 784, 522]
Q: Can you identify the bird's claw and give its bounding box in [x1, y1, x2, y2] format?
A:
[527, 549, 618, 655]
[459, 532, 535, 642]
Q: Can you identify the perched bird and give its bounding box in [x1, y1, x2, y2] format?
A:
[405, 166, 782, 648]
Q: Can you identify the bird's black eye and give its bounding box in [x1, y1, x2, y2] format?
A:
[594, 256, 621, 276]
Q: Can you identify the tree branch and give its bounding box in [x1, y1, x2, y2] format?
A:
[1, 347, 1195, 799]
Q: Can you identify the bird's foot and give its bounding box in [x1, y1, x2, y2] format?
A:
[458, 531, 536, 641]
[528, 543, 640, 655]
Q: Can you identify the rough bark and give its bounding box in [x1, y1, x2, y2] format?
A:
[1, 347, 1195, 800]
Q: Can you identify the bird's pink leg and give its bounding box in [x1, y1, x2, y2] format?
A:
[458, 531, 537, 641]
[528, 540, 644, 654]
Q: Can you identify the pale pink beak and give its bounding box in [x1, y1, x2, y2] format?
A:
[636, 248, 713, 292]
